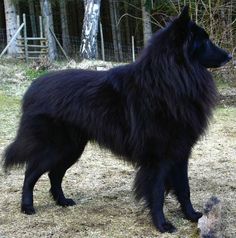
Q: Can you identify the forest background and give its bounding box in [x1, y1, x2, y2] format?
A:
[0, 0, 235, 63]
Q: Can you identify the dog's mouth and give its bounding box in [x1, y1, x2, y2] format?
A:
[220, 54, 233, 67]
[208, 54, 233, 68]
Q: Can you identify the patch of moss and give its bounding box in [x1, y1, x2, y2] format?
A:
[25, 68, 48, 81]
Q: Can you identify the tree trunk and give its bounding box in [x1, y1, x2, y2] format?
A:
[228, 0, 233, 49]
[80, 0, 101, 60]
[59, 0, 70, 54]
[124, 1, 131, 46]
[3, 0, 18, 56]
[40, 0, 57, 60]
[109, 0, 123, 62]
[142, 0, 152, 46]
[28, 0, 37, 37]
[114, 1, 123, 62]
[109, 0, 119, 61]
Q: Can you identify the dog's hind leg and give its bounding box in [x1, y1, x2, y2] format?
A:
[48, 136, 87, 207]
[21, 147, 58, 215]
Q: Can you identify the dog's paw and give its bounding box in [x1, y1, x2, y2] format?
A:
[57, 198, 76, 207]
[21, 204, 36, 215]
[157, 221, 177, 233]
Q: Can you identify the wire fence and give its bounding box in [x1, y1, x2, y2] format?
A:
[55, 34, 143, 62]
[0, 28, 143, 62]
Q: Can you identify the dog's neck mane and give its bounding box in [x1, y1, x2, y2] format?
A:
[130, 29, 217, 129]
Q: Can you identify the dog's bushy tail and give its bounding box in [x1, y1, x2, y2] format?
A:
[3, 139, 28, 170]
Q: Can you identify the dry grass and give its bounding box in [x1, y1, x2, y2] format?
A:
[0, 60, 235, 237]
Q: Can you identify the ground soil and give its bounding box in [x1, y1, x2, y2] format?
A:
[0, 60, 235, 238]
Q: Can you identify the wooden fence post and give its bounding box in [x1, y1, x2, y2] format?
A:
[100, 22, 105, 61]
[39, 16, 43, 38]
[132, 35, 135, 62]
[23, 14, 28, 63]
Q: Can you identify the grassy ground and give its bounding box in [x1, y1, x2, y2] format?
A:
[0, 60, 235, 238]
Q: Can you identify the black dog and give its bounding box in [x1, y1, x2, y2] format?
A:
[3, 6, 231, 233]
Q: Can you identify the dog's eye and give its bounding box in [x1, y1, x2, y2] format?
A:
[189, 37, 206, 57]
[192, 37, 204, 50]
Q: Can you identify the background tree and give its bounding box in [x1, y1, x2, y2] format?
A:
[40, 0, 57, 60]
[123, 1, 131, 46]
[28, 0, 37, 37]
[142, 0, 152, 45]
[109, 0, 123, 61]
[80, 0, 101, 59]
[4, 0, 18, 56]
[59, 0, 70, 55]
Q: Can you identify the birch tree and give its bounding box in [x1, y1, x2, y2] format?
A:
[40, 0, 57, 60]
[80, 0, 101, 59]
[4, 0, 18, 56]
[59, 0, 70, 54]
[142, 0, 152, 45]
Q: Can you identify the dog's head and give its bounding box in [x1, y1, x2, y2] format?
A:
[171, 6, 232, 68]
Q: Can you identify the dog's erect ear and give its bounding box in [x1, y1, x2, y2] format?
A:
[169, 5, 191, 46]
[178, 5, 190, 23]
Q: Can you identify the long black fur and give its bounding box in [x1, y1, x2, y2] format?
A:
[3, 7, 223, 233]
